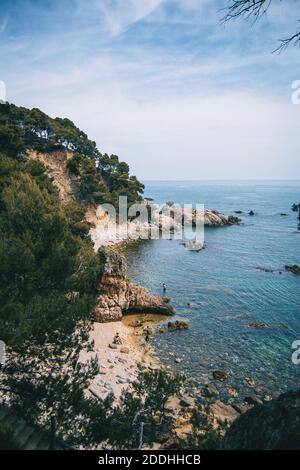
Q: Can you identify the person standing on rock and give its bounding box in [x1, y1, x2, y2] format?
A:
[162, 283, 167, 293]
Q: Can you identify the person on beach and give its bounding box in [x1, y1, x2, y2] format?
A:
[144, 326, 152, 344]
[113, 332, 122, 345]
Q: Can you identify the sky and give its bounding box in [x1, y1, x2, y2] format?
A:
[0, 0, 300, 180]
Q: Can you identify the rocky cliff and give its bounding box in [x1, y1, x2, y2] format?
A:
[93, 249, 175, 322]
[27, 150, 80, 204]
[222, 390, 300, 450]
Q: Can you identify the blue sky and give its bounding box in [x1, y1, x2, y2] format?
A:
[1, 0, 300, 179]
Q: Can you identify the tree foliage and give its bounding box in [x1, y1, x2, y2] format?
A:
[0, 102, 144, 207]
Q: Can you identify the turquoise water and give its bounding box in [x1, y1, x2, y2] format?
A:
[124, 181, 300, 402]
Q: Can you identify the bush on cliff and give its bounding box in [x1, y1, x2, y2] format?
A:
[0, 153, 111, 446]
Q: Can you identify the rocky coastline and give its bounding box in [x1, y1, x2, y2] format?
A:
[93, 248, 175, 323]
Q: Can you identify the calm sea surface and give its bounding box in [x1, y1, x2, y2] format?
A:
[123, 181, 300, 401]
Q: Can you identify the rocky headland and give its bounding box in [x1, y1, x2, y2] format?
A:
[93, 248, 175, 322]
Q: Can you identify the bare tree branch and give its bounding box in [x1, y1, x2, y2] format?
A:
[222, 0, 300, 52]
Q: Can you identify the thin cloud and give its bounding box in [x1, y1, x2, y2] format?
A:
[1, 0, 300, 179]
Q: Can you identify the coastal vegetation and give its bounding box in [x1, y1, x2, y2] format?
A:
[0, 102, 219, 449]
[1, 102, 298, 450]
[0, 102, 144, 207]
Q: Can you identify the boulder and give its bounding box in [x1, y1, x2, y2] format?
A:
[167, 320, 189, 331]
[120, 347, 129, 354]
[93, 249, 175, 322]
[179, 396, 194, 408]
[211, 401, 240, 424]
[227, 215, 241, 225]
[285, 265, 300, 275]
[213, 370, 229, 381]
[201, 384, 219, 398]
[248, 322, 267, 329]
[223, 390, 300, 449]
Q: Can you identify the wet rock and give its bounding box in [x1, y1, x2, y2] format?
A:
[285, 264, 300, 275]
[249, 210, 255, 216]
[248, 322, 267, 329]
[256, 267, 274, 273]
[179, 396, 194, 408]
[227, 387, 239, 398]
[213, 370, 229, 381]
[292, 203, 300, 212]
[129, 320, 143, 328]
[244, 396, 263, 406]
[120, 346, 129, 354]
[245, 377, 256, 387]
[227, 215, 241, 225]
[175, 358, 182, 364]
[263, 395, 272, 402]
[167, 320, 189, 331]
[201, 384, 219, 398]
[280, 213, 288, 216]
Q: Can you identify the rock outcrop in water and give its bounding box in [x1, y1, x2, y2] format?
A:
[93, 249, 175, 322]
[222, 390, 300, 450]
[285, 265, 300, 275]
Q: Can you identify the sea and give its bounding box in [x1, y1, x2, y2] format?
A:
[123, 181, 300, 402]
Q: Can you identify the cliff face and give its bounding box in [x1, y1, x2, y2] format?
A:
[27, 150, 80, 204]
[93, 249, 175, 322]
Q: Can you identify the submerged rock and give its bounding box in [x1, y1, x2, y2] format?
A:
[213, 370, 229, 381]
[285, 265, 300, 275]
[227, 387, 239, 398]
[167, 320, 189, 331]
[244, 395, 263, 406]
[248, 322, 268, 329]
[201, 384, 219, 398]
[249, 210, 255, 216]
[223, 390, 300, 449]
[245, 377, 256, 387]
[93, 249, 175, 322]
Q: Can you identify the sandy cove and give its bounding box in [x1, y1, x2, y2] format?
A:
[86, 316, 161, 400]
